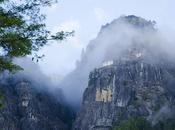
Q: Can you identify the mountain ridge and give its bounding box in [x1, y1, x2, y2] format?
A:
[72, 15, 175, 130]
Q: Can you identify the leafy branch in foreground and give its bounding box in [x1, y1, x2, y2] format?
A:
[0, 0, 73, 72]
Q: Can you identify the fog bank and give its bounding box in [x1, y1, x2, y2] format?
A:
[59, 15, 175, 107]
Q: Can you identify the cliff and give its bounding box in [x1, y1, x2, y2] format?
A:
[73, 49, 175, 130]
[0, 77, 74, 130]
[73, 16, 175, 130]
[60, 15, 158, 107]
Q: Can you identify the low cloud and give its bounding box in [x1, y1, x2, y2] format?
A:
[94, 7, 108, 22]
[60, 16, 175, 108]
[55, 20, 80, 32]
[38, 19, 83, 76]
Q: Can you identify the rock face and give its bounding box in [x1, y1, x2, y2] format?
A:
[73, 49, 175, 130]
[0, 78, 73, 130]
[73, 16, 175, 130]
[60, 15, 157, 107]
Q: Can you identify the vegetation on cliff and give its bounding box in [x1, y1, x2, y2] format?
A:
[114, 117, 175, 130]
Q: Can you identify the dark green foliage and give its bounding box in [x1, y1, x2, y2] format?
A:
[51, 31, 74, 41]
[0, 89, 4, 108]
[154, 118, 175, 130]
[0, 0, 73, 72]
[113, 117, 175, 130]
[114, 117, 152, 130]
[0, 57, 23, 73]
[121, 15, 156, 29]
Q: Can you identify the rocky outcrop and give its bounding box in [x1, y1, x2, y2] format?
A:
[0, 78, 73, 130]
[73, 49, 175, 130]
[73, 16, 175, 130]
[60, 15, 158, 107]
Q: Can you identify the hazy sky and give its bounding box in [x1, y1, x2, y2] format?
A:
[38, 0, 175, 78]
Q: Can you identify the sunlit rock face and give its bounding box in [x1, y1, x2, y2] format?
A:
[0, 78, 72, 130]
[73, 50, 175, 130]
[59, 15, 158, 107]
[73, 16, 175, 130]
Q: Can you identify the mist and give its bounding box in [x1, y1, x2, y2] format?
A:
[0, 57, 65, 104]
[59, 16, 175, 108]
[1, 16, 175, 109]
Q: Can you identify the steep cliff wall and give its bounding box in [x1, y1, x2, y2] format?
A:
[0, 78, 73, 130]
[73, 56, 175, 130]
[59, 15, 162, 107]
[71, 15, 175, 130]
